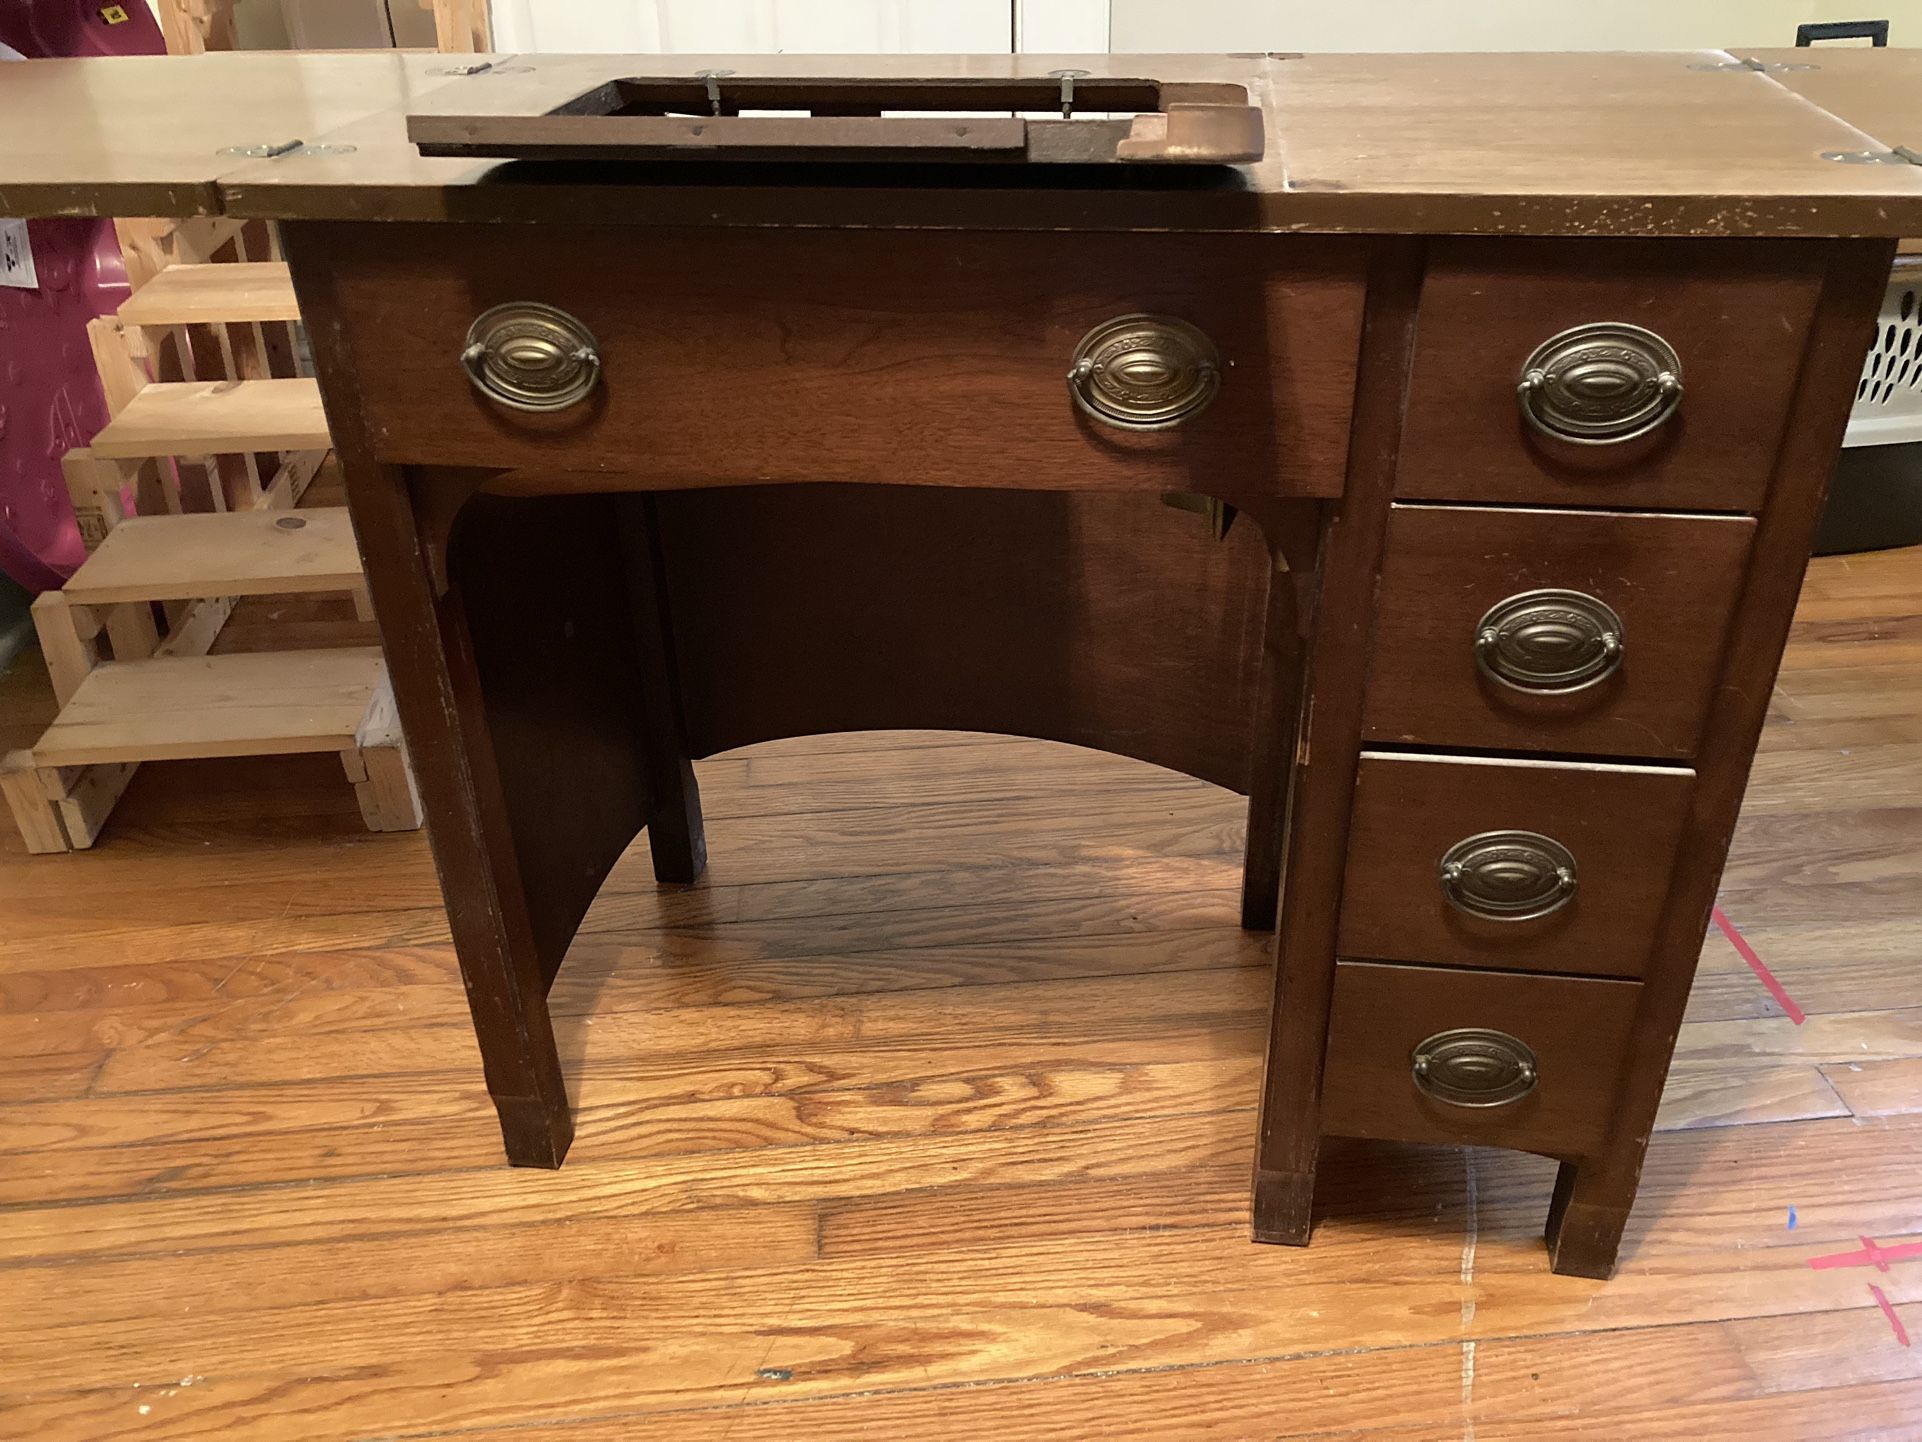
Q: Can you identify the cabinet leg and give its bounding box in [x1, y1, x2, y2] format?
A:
[1239, 546, 1305, 933]
[492, 1085, 576, 1170]
[1252, 1166, 1318, 1245]
[620, 493, 709, 886]
[646, 759, 707, 885]
[1544, 1159, 1631, 1279]
[1239, 793, 1284, 931]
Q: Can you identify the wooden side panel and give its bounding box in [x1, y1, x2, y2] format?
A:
[446, 492, 658, 987]
[316, 223, 1367, 498]
[1544, 237, 1900, 1277]
[656, 485, 1280, 793]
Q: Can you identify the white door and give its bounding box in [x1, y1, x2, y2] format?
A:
[490, 0, 1109, 54]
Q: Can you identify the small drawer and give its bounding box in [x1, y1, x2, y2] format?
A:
[313, 222, 1366, 498]
[1363, 503, 1754, 759]
[1338, 752, 1693, 979]
[1319, 959, 1641, 1157]
[1398, 238, 1825, 512]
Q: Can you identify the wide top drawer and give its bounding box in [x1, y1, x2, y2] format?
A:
[305, 222, 1367, 497]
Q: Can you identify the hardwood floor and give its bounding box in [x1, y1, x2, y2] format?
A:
[1, 543, 1918, 1441]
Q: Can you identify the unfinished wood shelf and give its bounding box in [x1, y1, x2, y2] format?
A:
[33, 648, 391, 767]
[63, 507, 365, 605]
[91, 377, 330, 459]
[115, 260, 301, 326]
[2, 186, 417, 855]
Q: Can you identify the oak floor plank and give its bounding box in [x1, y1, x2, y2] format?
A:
[0, 1040, 1260, 1204]
[1822, 1055, 1922, 1116]
[82, 964, 1270, 1096]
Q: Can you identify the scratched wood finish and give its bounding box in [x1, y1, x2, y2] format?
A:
[305, 222, 1367, 496]
[0, 530, 1918, 1440]
[1397, 239, 1828, 512]
[1362, 503, 1756, 759]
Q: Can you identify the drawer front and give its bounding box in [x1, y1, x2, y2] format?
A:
[1398, 239, 1824, 511]
[1363, 504, 1754, 759]
[1320, 959, 1641, 1157]
[315, 222, 1366, 497]
[1338, 752, 1694, 979]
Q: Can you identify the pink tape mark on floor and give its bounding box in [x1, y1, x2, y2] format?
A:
[1712, 903, 1806, 1026]
[1809, 1236, 1922, 1272]
[1870, 1283, 1913, 1347]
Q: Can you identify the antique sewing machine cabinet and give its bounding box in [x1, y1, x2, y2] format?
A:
[12, 47, 1920, 1279]
[286, 203, 1887, 1279]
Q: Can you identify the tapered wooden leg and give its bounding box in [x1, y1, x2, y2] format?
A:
[1252, 1166, 1318, 1245]
[1252, 243, 1423, 1246]
[1545, 1159, 1632, 1279]
[618, 494, 708, 885]
[645, 757, 707, 885]
[290, 225, 577, 1169]
[493, 1089, 575, 1170]
[419, 573, 578, 1169]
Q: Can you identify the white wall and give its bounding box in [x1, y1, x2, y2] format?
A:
[491, 0, 1111, 53]
[489, 0, 1920, 57]
[1110, 1, 1919, 53]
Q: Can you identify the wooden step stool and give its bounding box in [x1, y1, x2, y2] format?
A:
[0, 256, 420, 853]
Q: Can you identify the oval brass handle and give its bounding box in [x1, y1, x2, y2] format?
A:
[1516, 321, 1683, 445]
[1067, 314, 1220, 431]
[1438, 829, 1579, 922]
[461, 302, 601, 413]
[1474, 588, 1625, 695]
[1413, 1028, 1540, 1108]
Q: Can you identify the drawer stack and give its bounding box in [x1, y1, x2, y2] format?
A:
[1318, 240, 1829, 1192]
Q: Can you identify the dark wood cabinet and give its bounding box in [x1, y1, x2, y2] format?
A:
[16, 48, 1909, 1284]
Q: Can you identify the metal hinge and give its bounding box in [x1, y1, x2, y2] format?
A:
[1823, 145, 1922, 166]
[217, 139, 357, 159]
[1687, 56, 1818, 73]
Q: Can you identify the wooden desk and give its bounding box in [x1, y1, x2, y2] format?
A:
[9, 49, 1922, 1279]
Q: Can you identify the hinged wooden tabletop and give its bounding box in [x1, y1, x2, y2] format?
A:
[1743, 46, 1922, 162]
[10, 49, 1922, 235]
[0, 51, 467, 218]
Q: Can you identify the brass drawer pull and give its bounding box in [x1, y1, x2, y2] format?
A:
[1475, 588, 1624, 694]
[1413, 1028, 1540, 1107]
[1516, 321, 1683, 445]
[1068, 314, 1220, 430]
[1438, 829, 1579, 921]
[461, 302, 602, 412]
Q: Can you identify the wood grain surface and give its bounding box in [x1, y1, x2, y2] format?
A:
[212, 51, 1922, 238]
[17, 51, 1922, 236]
[1319, 959, 1642, 1155]
[1363, 503, 1756, 758]
[0, 483, 1917, 1438]
[1397, 239, 1826, 512]
[1338, 752, 1695, 978]
[654, 484, 1281, 791]
[308, 223, 1366, 497]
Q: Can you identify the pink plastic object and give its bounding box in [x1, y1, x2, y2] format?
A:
[0, 1, 166, 592]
